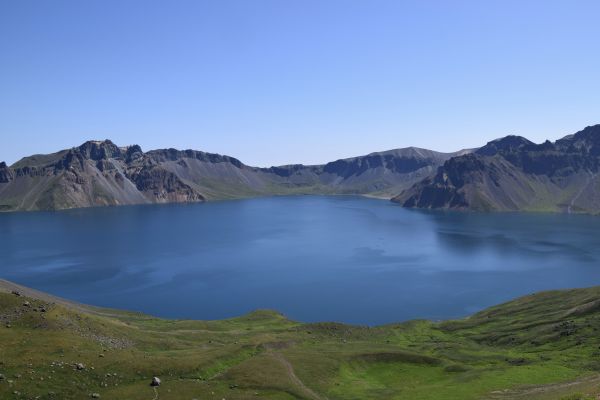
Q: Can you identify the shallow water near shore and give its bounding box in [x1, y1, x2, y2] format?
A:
[0, 196, 599, 325]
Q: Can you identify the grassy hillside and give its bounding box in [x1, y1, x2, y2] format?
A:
[1, 280, 600, 399]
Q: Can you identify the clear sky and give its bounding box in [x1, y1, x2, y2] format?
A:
[1, 1, 599, 167]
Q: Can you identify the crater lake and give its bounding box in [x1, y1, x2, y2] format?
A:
[0, 196, 598, 325]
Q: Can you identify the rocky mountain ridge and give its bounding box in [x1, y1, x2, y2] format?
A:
[5, 124, 600, 213]
[393, 124, 600, 213]
[0, 140, 465, 211]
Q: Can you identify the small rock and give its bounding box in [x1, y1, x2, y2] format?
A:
[23, 301, 31, 307]
[150, 376, 161, 386]
[0, 373, 4, 380]
[91, 393, 100, 398]
[11, 290, 21, 297]
[76, 363, 85, 370]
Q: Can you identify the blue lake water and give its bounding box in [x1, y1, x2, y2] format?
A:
[0, 196, 599, 325]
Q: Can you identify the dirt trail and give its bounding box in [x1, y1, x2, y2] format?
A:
[271, 352, 327, 400]
[487, 373, 600, 399]
[568, 172, 596, 213]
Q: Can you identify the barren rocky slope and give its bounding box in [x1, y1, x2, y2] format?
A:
[393, 125, 600, 213]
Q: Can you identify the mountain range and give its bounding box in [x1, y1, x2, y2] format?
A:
[2, 124, 600, 213]
[0, 140, 466, 211]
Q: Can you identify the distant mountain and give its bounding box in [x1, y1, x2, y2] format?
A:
[0, 140, 466, 211]
[393, 125, 600, 213]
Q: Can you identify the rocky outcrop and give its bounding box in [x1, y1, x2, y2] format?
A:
[147, 148, 244, 168]
[0, 162, 14, 183]
[77, 140, 122, 160]
[323, 152, 431, 177]
[128, 165, 205, 203]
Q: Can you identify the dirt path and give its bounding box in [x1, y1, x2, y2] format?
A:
[151, 387, 159, 400]
[568, 172, 596, 213]
[17, 176, 49, 210]
[271, 352, 327, 400]
[487, 373, 600, 399]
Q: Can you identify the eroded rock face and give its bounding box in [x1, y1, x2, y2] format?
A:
[323, 154, 431, 177]
[147, 148, 243, 167]
[125, 145, 144, 162]
[77, 140, 122, 161]
[394, 155, 484, 210]
[556, 124, 600, 155]
[129, 165, 205, 203]
[0, 162, 14, 183]
[476, 135, 536, 157]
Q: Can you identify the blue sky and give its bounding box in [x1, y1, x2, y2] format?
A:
[1, 1, 599, 166]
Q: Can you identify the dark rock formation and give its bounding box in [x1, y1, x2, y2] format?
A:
[0, 162, 14, 183]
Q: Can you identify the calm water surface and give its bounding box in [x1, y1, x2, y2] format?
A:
[0, 196, 599, 325]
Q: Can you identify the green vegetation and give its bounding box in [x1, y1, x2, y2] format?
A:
[1, 283, 600, 399]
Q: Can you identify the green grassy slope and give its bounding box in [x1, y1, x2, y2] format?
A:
[1, 282, 600, 400]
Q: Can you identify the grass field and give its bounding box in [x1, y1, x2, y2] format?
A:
[1, 280, 600, 399]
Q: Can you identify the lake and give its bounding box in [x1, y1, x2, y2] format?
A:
[0, 196, 599, 325]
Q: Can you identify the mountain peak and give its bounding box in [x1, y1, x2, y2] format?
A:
[569, 124, 600, 141]
[125, 144, 144, 162]
[77, 139, 122, 160]
[476, 135, 535, 156]
[556, 124, 600, 154]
